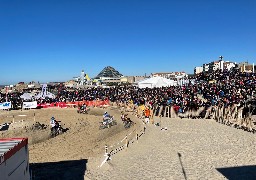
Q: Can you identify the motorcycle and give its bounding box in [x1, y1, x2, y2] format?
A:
[99, 116, 117, 130]
[77, 106, 89, 114]
[123, 118, 135, 129]
[50, 121, 65, 138]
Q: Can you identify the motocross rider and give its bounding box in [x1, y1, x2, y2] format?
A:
[103, 112, 111, 125]
[50, 116, 59, 131]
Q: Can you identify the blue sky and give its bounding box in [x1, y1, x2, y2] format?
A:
[0, 0, 255, 84]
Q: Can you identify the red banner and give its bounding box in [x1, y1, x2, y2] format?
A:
[37, 100, 110, 108]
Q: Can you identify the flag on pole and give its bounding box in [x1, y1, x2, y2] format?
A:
[42, 84, 47, 98]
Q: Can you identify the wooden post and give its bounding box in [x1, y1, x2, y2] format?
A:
[166, 106, 170, 118]
[125, 135, 128, 149]
[169, 106, 170, 118]
[151, 116, 154, 124]
[160, 115, 162, 128]
[154, 105, 159, 116]
[105, 145, 108, 155]
[136, 130, 138, 143]
[12, 115, 15, 123]
[150, 108, 154, 124]
[159, 105, 163, 117]
[170, 106, 172, 118]
[143, 126, 146, 134]
[34, 113, 36, 122]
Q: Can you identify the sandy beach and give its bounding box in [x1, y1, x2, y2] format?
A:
[1, 108, 256, 179]
[86, 117, 256, 180]
[0, 107, 142, 179]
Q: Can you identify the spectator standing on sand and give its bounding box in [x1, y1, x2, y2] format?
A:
[144, 106, 150, 123]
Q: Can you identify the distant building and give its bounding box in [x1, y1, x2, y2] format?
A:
[200, 57, 236, 73]
[151, 72, 188, 80]
[223, 61, 236, 71]
[208, 60, 235, 72]
[94, 66, 123, 83]
[238, 62, 255, 73]
[124, 76, 148, 84]
[203, 63, 210, 72]
[27, 81, 41, 89]
[209, 60, 222, 72]
[194, 67, 203, 74]
[64, 80, 77, 88]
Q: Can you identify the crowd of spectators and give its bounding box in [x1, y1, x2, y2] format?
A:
[1, 68, 256, 114]
[0, 92, 23, 109]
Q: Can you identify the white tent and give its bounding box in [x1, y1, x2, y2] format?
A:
[35, 92, 55, 99]
[20, 93, 33, 100]
[138, 77, 175, 88]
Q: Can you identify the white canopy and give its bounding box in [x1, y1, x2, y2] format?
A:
[35, 92, 55, 99]
[138, 76, 175, 88]
[20, 93, 33, 100]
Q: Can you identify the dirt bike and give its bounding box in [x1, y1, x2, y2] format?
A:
[50, 121, 65, 138]
[77, 107, 89, 114]
[123, 118, 135, 129]
[99, 116, 117, 130]
[30, 122, 47, 131]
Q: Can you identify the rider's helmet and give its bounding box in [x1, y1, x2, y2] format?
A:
[50, 117, 55, 125]
[104, 111, 108, 114]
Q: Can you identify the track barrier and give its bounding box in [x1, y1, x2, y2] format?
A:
[100, 126, 146, 167]
[0, 113, 39, 131]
